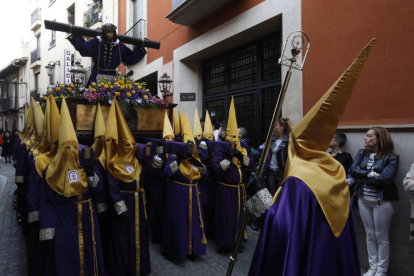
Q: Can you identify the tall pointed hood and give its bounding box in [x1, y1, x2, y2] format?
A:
[226, 97, 247, 167]
[91, 102, 106, 158]
[178, 109, 185, 137]
[46, 97, 88, 197]
[31, 97, 44, 151]
[278, 38, 376, 238]
[178, 112, 201, 181]
[108, 99, 141, 182]
[193, 108, 203, 140]
[35, 96, 60, 177]
[22, 104, 35, 148]
[173, 109, 181, 137]
[33, 97, 50, 157]
[18, 105, 28, 139]
[203, 110, 214, 140]
[163, 110, 174, 140]
[99, 99, 118, 170]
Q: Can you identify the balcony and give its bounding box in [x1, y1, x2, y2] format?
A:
[83, 2, 103, 29]
[166, 0, 238, 26]
[30, 89, 40, 101]
[30, 7, 41, 31]
[30, 48, 41, 69]
[1, 97, 18, 112]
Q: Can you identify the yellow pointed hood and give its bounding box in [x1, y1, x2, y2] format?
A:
[277, 38, 376, 238]
[179, 112, 201, 181]
[163, 110, 174, 140]
[91, 102, 106, 158]
[99, 99, 118, 170]
[173, 109, 181, 137]
[226, 97, 247, 167]
[193, 108, 203, 140]
[46, 97, 88, 197]
[33, 98, 50, 157]
[31, 97, 44, 150]
[22, 104, 35, 148]
[178, 109, 185, 137]
[35, 96, 60, 177]
[18, 105, 28, 139]
[203, 110, 214, 140]
[108, 99, 141, 182]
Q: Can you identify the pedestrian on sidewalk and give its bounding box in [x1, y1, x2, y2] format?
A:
[2, 131, 13, 163]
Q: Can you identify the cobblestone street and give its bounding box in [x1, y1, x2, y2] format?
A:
[0, 159, 259, 275]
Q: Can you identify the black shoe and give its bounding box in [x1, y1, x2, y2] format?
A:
[187, 254, 198, 262]
[238, 245, 245, 253]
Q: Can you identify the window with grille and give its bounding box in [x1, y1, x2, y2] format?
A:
[203, 32, 282, 148]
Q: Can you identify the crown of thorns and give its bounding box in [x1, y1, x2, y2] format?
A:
[102, 23, 117, 31]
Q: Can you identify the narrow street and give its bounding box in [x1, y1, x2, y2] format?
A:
[0, 160, 259, 275]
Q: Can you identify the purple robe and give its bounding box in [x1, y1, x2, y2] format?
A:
[249, 177, 361, 276]
[107, 169, 151, 276]
[162, 154, 208, 259]
[69, 35, 146, 86]
[212, 150, 254, 250]
[39, 176, 106, 276]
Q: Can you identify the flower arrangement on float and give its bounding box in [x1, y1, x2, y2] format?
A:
[42, 76, 170, 109]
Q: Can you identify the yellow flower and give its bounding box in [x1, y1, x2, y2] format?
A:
[144, 95, 148, 100]
[67, 87, 72, 92]
[118, 80, 124, 85]
[149, 92, 151, 95]
[107, 92, 111, 95]
[100, 82, 104, 87]
[92, 82, 96, 86]
[43, 96, 47, 100]
[115, 92, 120, 96]
[110, 86, 114, 89]
[126, 93, 131, 97]
[91, 88, 96, 92]
[60, 84, 65, 88]
[60, 95, 64, 98]
[70, 83, 74, 87]
[120, 85, 125, 90]
[138, 86, 142, 89]
[131, 90, 135, 94]
[145, 89, 150, 92]
[49, 88, 53, 92]
[104, 84, 109, 89]
[56, 87, 61, 92]
[114, 82, 119, 86]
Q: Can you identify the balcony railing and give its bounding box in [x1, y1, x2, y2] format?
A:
[30, 89, 40, 101]
[31, 48, 41, 64]
[31, 7, 41, 25]
[83, 2, 103, 28]
[1, 98, 17, 112]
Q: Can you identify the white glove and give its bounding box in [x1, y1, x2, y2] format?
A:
[220, 159, 230, 171]
[152, 155, 163, 168]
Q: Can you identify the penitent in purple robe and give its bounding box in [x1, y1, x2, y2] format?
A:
[39, 176, 106, 276]
[162, 154, 209, 260]
[69, 35, 146, 86]
[107, 168, 151, 276]
[213, 150, 254, 250]
[248, 177, 361, 276]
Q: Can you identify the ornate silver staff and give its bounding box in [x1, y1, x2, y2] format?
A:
[226, 31, 310, 276]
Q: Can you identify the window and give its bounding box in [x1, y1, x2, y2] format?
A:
[203, 32, 282, 147]
[68, 5, 75, 25]
[50, 20, 56, 48]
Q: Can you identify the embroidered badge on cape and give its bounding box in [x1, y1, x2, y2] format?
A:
[125, 164, 135, 174]
[68, 170, 80, 183]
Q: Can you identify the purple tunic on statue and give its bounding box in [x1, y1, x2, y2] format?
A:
[69, 35, 146, 86]
[162, 154, 209, 259]
[248, 177, 361, 276]
[213, 150, 254, 250]
[107, 168, 151, 276]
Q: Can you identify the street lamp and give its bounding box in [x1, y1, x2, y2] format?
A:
[70, 60, 86, 96]
[45, 61, 60, 87]
[158, 72, 173, 100]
